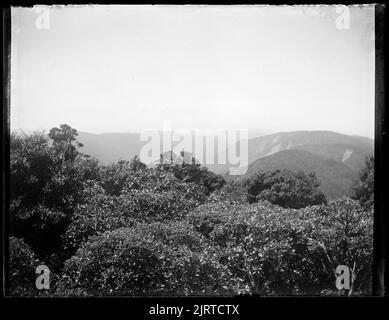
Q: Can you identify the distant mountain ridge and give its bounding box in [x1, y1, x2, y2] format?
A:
[77, 130, 373, 199]
[233, 131, 373, 199]
[244, 130, 373, 166]
[78, 130, 373, 166]
[78, 132, 142, 164]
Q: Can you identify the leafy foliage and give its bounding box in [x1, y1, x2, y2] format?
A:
[8, 237, 39, 296]
[99, 156, 147, 196]
[10, 131, 57, 209]
[245, 169, 327, 209]
[63, 169, 206, 255]
[10, 126, 99, 266]
[242, 148, 358, 200]
[208, 181, 248, 204]
[48, 124, 84, 162]
[187, 198, 372, 295]
[59, 222, 239, 296]
[351, 155, 374, 209]
[158, 159, 226, 195]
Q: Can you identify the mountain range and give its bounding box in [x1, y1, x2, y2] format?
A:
[77, 130, 374, 200]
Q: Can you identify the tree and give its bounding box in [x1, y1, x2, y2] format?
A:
[10, 131, 57, 207]
[10, 131, 68, 257]
[10, 126, 99, 269]
[100, 161, 135, 196]
[129, 155, 147, 172]
[351, 155, 374, 209]
[157, 153, 226, 195]
[48, 124, 83, 162]
[245, 170, 327, 209]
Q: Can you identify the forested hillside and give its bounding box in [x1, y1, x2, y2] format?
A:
[8, 125, 374, 296]
[240, 149, 357, 199]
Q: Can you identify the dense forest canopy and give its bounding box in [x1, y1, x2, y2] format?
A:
[8, 124, 373, 296]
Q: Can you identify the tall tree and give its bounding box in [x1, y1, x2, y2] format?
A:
[48, 124, 83, 162]
[351, 155, 374, 209]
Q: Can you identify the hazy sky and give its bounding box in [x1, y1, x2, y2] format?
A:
[11, 5, 375, 138]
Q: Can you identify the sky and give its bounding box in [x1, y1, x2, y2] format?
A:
[10, 5, 375, 138]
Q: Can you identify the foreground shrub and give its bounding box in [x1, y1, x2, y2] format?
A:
[302, 198, 373, 293]
[8, 237, 61, 296]
[11, 204, 67, 257]
[187, 198, 373, 295]
[62, 183, 137, 256]
[58, 222, 242, 296]
[208, 182, 248, 204]
[8, 237, 39, 296]
[63, 172, 206, 255]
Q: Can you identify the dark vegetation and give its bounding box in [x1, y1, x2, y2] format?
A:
[244, 169, 327, 208]
[242, 149, 357, 200]
[9, 124, 374, 296]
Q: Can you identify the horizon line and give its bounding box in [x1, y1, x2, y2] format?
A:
[11, 126, 375, 141]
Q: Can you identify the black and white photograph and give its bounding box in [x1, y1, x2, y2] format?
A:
[3, 3, 385, 304]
